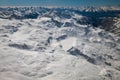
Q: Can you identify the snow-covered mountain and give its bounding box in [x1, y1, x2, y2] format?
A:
[0, 6, 120, 80]
[0, 6, 120, 36]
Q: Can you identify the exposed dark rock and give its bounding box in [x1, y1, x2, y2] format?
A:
[56, 35, 67, 41]
[67, 47, 96, 64]
[8, 43, 32, 50]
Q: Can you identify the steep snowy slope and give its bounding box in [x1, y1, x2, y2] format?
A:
[0, 7, 120, 80]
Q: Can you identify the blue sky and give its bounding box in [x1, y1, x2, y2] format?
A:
[0, 0, 120, 6]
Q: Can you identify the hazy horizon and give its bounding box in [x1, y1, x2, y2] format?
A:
[0, 0, 120, 7]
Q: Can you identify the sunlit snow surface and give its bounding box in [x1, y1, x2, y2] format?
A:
[0, 7, 120, 80]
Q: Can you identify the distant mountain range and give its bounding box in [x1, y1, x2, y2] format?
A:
[0, 6, 119, 36]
